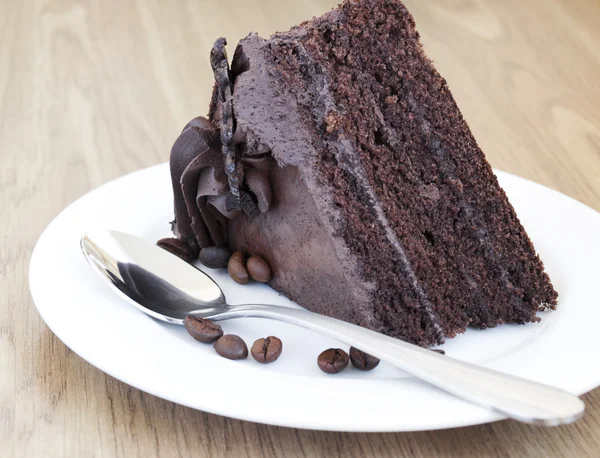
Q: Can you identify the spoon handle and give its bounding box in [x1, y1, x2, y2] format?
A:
[208, 304, 583, 426]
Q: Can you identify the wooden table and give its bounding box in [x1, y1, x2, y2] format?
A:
[2, 0, 599, 456]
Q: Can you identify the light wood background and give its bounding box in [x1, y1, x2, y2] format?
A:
[2, 0, 599, 456]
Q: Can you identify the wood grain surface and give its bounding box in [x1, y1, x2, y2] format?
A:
[2, 0, 599, 456]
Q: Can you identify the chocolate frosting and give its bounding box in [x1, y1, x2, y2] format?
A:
[170, 88, 273, 250]
[170, 117, 220, 249]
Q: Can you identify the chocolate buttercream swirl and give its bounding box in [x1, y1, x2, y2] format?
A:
[170, 117, 273, 250]
[170, 38, 272, 252]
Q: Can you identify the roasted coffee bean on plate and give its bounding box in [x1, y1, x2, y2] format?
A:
[228, 251, 249, 284]
[247, 255, 272, 283]
[430, 349, 445, 355]
[184, 316, 223, 343]
[251, 336, 283, 363]
[317, 348, 350, 374]
[214, 334, 248, 360]
[199, 246, 232, 269]
[156, 237, 197, 263]
[349, 347, 380, 371]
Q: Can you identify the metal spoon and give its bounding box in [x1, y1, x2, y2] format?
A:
[81, 229, 584, 426]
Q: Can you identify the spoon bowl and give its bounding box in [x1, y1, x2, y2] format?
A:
[81, 230, 228, 323]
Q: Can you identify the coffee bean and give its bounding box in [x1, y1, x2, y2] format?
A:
[317, 348, 349, 374]
[199, 246, 232, 269]
[431, 349, 445, 355]
[349, 347, 380, 371]
[251, 336, 283, 363]
[157, 237, 197, 263]
[247, 255, 272, 283]
[214, 334, 248, 360]
[184, 316, 223, 343]
[228, 251, 249, 284]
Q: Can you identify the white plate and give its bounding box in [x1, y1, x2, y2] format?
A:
[30, 164, 600, 432]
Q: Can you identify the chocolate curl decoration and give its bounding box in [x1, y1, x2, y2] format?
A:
[210, 38, 260, 221]
[210, 38, 238, 197]
[226, 192, 260, 221]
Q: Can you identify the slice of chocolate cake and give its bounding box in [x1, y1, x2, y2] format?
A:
[167, 0, 557, 347]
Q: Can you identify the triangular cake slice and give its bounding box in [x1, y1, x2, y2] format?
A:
[169, 0, 557, 346]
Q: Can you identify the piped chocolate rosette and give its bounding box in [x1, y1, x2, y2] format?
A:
[160, 38, 273, 268]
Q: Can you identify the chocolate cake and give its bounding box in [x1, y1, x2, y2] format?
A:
[167, 0, 557, 347]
